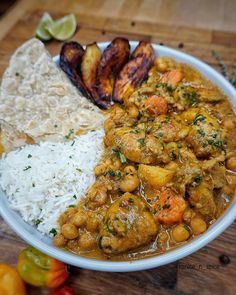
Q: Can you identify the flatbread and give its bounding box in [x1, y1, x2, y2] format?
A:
[0, 38, 105, 141]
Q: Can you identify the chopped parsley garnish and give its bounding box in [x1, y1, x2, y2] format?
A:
[68, 204, 76, 208]
[163, 204, 171, 209]
[103, 223, 109, 231]
[208, 139, 214, 145]
[197, 128, 205, 137]
[214, 140, 224, 149]
[185, 92, 198, 106]
[184, 224, 191, 232]
[76, 168, 83, 172]
[128, 197, 134, 203]
[170, 151, 177, 161]
[23, 166, 31, 171]
[130, 129, 140, 134]
[193, 175, 202, 185]
[156, 132, 164, 138]
[71, 140, 75, 146]
[165, 115, 171, 123]
[137, 111, 144, 120]
[65, 128, 74, 139]
[35, 219, 42, 226]
[73, 194, 77, 200]
[112, 148, 127, 163]
[156, 82, 174, 92]
[27, 154, 32, 158]
[54, 124, 58, 128]
[32, 182, 35, 187]
[137, 138, 145, 145]
[104, 169, 122, 177]
[49, 228, 57, 236]
[193, 114, 206, 125]
[15, 72, 20, 76]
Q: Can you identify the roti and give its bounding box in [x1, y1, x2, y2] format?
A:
[0, 38, 104, 141]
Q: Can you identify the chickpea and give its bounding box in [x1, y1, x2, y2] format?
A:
[61, 223, 79, 239]
[158, 231, 169, 248]
[53, 234, 67, 247]
[222, 184, 233, 196]
[104, 119, 113, 131]
[72, 212, 87, 227]
[226, 156, 236, 172]
[78, 232, 97, 250]
[226, 174, 236, 188]
[156, 58, 168, 73]
[88, 186, 108, 209]
[66, 208, 77, 218]
[128, 105, 139, 118]
[94, 164, 105, 176]
[124, 165, 137, 175]
[183, 208, 195, 223]
[164, 162, 178, 171]
[172, 224, 190, 242]
[58, 213, 67, 226]
[113, 158, 122, 169]
[120, 174, 139, 192]
[190, 217, 207, 235]
[86, 215, 99, 232]
[223, 117, 236, 130]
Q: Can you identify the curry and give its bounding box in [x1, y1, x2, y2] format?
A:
[53, 56, 236, 261]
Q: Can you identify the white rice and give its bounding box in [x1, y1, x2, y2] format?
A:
[0, 129, 104, 235]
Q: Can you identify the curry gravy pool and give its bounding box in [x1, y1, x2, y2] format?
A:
[54, 56, 236, 261]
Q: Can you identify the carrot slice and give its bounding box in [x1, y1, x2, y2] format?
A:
[161, 69, 183, 87]
[145, 95, 168, 115]
[152, 189, 186, 225]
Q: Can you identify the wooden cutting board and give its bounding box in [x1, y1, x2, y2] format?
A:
[0, 1, 236, 294]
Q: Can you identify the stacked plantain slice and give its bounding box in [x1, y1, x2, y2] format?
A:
[59, 38, 155, 108]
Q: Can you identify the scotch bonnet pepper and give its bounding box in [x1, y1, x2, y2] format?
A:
[49, 286, 75, 295]
[0, 263, 26, 295]
[17, 246, 69, 288]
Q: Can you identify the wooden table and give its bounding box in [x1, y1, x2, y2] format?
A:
[0, 1, 236, 294]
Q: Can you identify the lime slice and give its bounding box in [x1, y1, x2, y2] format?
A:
[46, 14, 77, 41]
[35, 12, 53, 41]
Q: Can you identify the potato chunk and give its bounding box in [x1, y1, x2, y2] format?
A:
[99, 193, 158, 254]
[138, 164, 175, 188]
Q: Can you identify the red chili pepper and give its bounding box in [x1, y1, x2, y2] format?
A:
[49, 286, 75, 295]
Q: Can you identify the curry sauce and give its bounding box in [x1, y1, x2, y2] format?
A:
[54, 56, 236, 261]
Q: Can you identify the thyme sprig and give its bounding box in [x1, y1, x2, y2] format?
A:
[212, 50, 236, 88]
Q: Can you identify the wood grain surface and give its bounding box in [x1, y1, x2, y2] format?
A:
[0, 1, 236, 294]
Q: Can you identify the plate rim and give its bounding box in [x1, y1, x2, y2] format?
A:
[1, 41, 236, 272]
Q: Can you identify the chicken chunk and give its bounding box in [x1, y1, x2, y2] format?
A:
[99, 193, 158, 254]
[188, 182, 216, 217]
[150, 115, 189, 143]
[186, 113, 224, 158]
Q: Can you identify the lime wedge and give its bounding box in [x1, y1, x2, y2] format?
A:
[35, 12, 53, 41]
[46, 14, 77, 41]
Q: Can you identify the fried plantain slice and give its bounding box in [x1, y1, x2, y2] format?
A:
[81, 42, 109, 109]
[97, 37, 130, 104]
[59, 41, 90, 98]
[112, 41, 155, 103]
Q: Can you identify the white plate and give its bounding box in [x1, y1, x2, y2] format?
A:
[0, 41, 236, 272]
